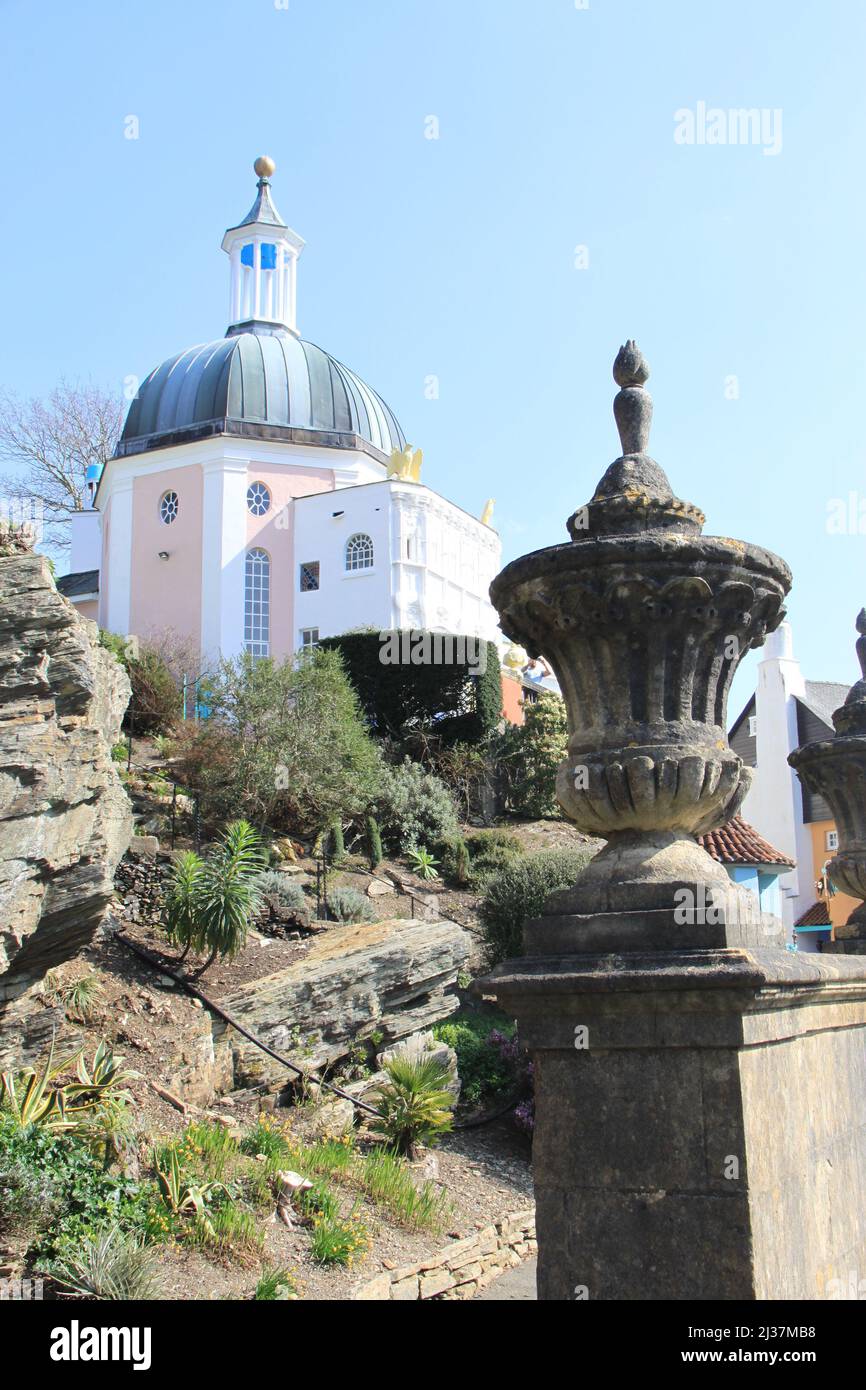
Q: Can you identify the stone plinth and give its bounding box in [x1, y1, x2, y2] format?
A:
[482, 946, 866, 1300]
[482, 343, 866, 1301]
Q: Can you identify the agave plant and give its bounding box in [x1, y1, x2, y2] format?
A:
[155, 1148, 236, 1240]
[371, 1055, 455, 1159]
[0, 1040, 137, 1139]
[0, 1037, 83, 1132]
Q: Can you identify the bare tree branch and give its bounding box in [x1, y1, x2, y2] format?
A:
[0, 380, 124, 548]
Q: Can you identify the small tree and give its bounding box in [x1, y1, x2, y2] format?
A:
[163, 821, 266, 975]
[0, 382, 123, 549]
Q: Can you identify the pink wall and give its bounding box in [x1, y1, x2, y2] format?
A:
[130, 465, 203, 659]
[245, 464, 333, 660]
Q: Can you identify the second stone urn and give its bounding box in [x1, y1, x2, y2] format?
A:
[491, 343, 791, 946]
[789, 610, 866, 946]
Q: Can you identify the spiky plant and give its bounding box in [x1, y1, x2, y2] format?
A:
[164, 849, 206, 959]
[370, 1056, 455, 1159]
[406, 846, 440, 882]
[190, 820, 266, 976]
[51, 1225, 163, 1301]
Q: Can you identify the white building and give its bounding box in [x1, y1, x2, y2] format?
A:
[60, 158, 501, 664]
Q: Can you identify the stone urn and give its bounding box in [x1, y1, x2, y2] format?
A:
[491, 342, 791, 944]
[789, 610, 866, 946]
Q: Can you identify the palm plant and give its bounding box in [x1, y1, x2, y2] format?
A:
[190, 820, 266, 976]
[164, 849, 205, 960]
[371, 1055, 455, 1159]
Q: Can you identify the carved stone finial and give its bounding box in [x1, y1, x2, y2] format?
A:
[612, 340, 653, 457]
[613, 340, 650, 388]
[857, 608, 866, 679]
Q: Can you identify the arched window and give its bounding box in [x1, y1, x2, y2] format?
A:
[345, 532, 374, 572]
[247, 481, 271, 516]
[159, 490, 179, 525]
[244, 548, 270, 658]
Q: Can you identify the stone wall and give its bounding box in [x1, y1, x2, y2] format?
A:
[0, 553, 133, 1067]
[353, 1208, 536, 1300]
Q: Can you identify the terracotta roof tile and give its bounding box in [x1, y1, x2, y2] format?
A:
[698, 816, 795, 869]
[795, 902, 832, 928]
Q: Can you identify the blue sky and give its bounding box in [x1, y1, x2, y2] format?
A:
[1, 0, 864, 718]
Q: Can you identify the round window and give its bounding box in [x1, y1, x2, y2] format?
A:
[247, 482, 271, 517]
[159, 490, 179, 525]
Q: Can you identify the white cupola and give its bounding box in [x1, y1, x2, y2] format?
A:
[221, 157, 305, 334]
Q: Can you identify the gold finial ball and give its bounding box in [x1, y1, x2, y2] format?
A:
[254, 155, 276, 179]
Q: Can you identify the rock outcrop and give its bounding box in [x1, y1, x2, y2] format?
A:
[221, 917, 471, 1088]
[0, 552, 132, 1063]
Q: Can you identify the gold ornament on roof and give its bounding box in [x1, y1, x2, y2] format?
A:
[481, 498, 495, 526]
[503, 642, 527, 672]
[254, 155, 276, 179]
[388, 446, 423, 482]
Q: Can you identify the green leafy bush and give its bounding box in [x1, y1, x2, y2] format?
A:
[99, 631, 182, 737]
[495, 693, 568, 819]
[433, 1015, 517, 1108]
[374, 758, 460, 852]
[479, 847, 593, 966]
[327, 886, 376, 924]
[320, 631, 501, 746]
[371, 1055, 455, 1158]
[173, 648, 382, 836]
[439, 835, 471, 886]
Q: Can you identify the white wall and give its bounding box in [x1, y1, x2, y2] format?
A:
[69, 510, 102, 573]
[739, 623, 810, 932]
[293, 480, 501, 647]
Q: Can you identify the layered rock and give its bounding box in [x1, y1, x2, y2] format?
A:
[0, 552, 132, 1061]
[221, 917, 470, 1087]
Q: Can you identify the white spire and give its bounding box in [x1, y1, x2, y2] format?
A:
[221, 157, 305, 334]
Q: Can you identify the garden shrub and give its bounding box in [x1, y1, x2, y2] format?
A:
[173, 648, 382, 836]
[320, 631, 501, 746]
[254, 871, 307, 915]
[433, 1014, 517, 1108]
[99, 631, 182, 737]
[495, 693, 568, 819]
[439, 835, 471, 886]
[479, 847, 593, 966]
[327, 886, 376, 924]
[366, 815, 383, 870]
[374, 758, 460, 852]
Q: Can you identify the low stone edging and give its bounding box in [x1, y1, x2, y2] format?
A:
[353, 1208, 536, 1301]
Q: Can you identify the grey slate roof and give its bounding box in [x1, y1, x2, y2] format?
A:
[118, 328, 406, 458]
[800, 680, 850, 728]
[227, 178, 287, 231]
[57, 569, 99, 598]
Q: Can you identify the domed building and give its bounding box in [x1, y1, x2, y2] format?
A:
[65, 159, 500, 666]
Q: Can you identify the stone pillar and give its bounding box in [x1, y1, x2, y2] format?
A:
[479, 343, 866, 1301]
[790, 610, 866, 954]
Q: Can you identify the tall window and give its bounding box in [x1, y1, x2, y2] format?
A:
[345, 532, 374, 572]
[244, 548, 270, 658]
